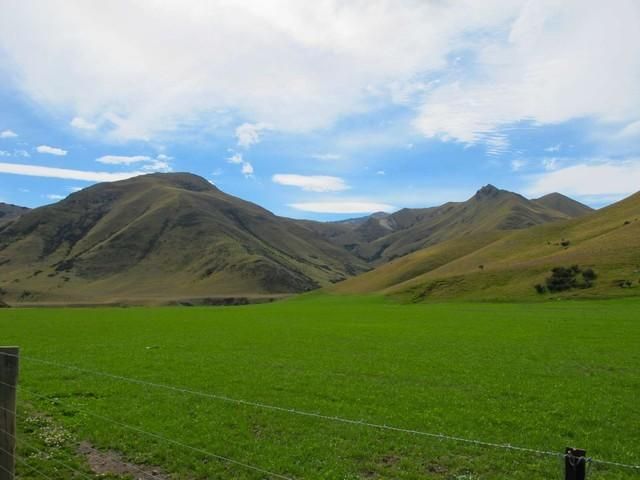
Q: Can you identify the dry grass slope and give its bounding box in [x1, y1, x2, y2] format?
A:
[0, 173, 367, 304]
[333, 191, 640, 301]
[305, 185, 590, 265]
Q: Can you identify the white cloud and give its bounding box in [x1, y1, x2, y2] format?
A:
[289, 201, 394, 214]
[96, 154, 171, 172]
[414, 1, 640, 148]
[511, 159, 526, 171]
[272, 174, 349, 192]
[97, 155, 151, 165]
[141, 159, 171, 172]
[70, 116, 97, 130]
[0, 151, 9, 157]
[376, 170, 385, 175]
[211, 168, 223, 176]
[226, 152, 253, 176]
[542, 157, 558, 171]
[311, 153, 341, 161]
[36, 145, 67, 156]
[525, 159, 640, 199]
[236, 122, 269, 148]
[616, 120, 640, 139]
[0, 130, 17, 138]
[241, 162, 254, 176]
[14, 149, 30, 158]
[0, 162, 145, 182]
[2, 1, 638, 150]
[0, 1, 521, 140]
[545, 144, 561, 153]
[227, 153, 243, 164]
[485, 134, 510, 157]
[45, 194, 65, 200]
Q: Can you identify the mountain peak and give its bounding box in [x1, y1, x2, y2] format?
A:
[138, 172, 216, 192]
[475, 184, 501, 198]
[533, 192, 594, 217]
[370, 211, 390, 219]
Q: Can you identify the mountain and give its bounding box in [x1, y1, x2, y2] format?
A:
[532, 192, 593, 217]
[0, 202, 29, 226]
[332, 190, 640, 301]
[304, 185, 590, 264]
[0, 175, 600, 305]
[0, 173, 366, 305]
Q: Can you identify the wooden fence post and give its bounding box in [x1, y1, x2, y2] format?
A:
[565, 447, 587, 480]
[0, 347, 18, 480]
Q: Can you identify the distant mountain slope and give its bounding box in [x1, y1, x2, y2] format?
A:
[0, 202, 29, 225]
[0, 173, 366, 304]
[332, 191, 640, 301]
[305, 185, 589, 264]
[533, 192, 593, 217]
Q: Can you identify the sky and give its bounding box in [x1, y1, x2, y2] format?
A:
[0, 0, 639, 220]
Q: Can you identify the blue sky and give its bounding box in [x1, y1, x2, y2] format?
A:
[1, 1, 639, 220]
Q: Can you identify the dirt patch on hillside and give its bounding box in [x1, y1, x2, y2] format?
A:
[78, 441, 169, 479]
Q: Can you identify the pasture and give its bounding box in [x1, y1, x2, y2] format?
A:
[1, 295, 639, 479]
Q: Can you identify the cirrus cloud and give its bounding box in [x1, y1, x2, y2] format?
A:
[272, 174, 349, 192]
[36, 145, 67, 156]
[96, 154, 172, 172]
[70, 116, 97, 130]
[289, 201, 394, 214]
[0, 162, 145, 182]
[0, 130, 18, 138]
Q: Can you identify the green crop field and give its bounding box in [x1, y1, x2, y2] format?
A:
[1, 295, 639, 479]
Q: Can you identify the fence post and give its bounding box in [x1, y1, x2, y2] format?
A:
[565, 447, 587, 480]
[0, 347, 18, 480]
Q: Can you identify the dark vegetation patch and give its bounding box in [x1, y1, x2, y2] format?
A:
[534, 265, 597, 294]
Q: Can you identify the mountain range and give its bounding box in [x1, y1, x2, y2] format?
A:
[0, 172, 637, 305]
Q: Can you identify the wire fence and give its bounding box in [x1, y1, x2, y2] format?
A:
[0, 350, 639, 479]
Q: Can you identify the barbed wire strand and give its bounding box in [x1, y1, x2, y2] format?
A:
[0, 405, 170, 480]
[0, 420, 95, 480]
[1, 351, 639, 471]
[7, 383, 295, 480]
[0, 445, 55, 480]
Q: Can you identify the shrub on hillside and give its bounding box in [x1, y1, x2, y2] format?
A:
[534, 265, 597, 294]
[616, 279, 633, 288]
[534, 283, 547, 294]
[546, 265, 580, 292]
[582, 268, 597, 287]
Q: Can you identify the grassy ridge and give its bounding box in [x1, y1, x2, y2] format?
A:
[333, 191, 640, 301]
[1, 296, 639, 478]
[0, 173, 367, 304]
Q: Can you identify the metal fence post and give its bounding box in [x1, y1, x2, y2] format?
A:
[565, 447, 587, 480]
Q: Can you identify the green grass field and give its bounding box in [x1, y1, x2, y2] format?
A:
[1, 295, 639, 479]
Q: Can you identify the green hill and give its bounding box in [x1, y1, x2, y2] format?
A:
[532, 192, 593, 217]
[305, 185, 590, 264]
[0, 174, 607, 305]
[332, 191, 640, 301]
[0, 173, 366, 305]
